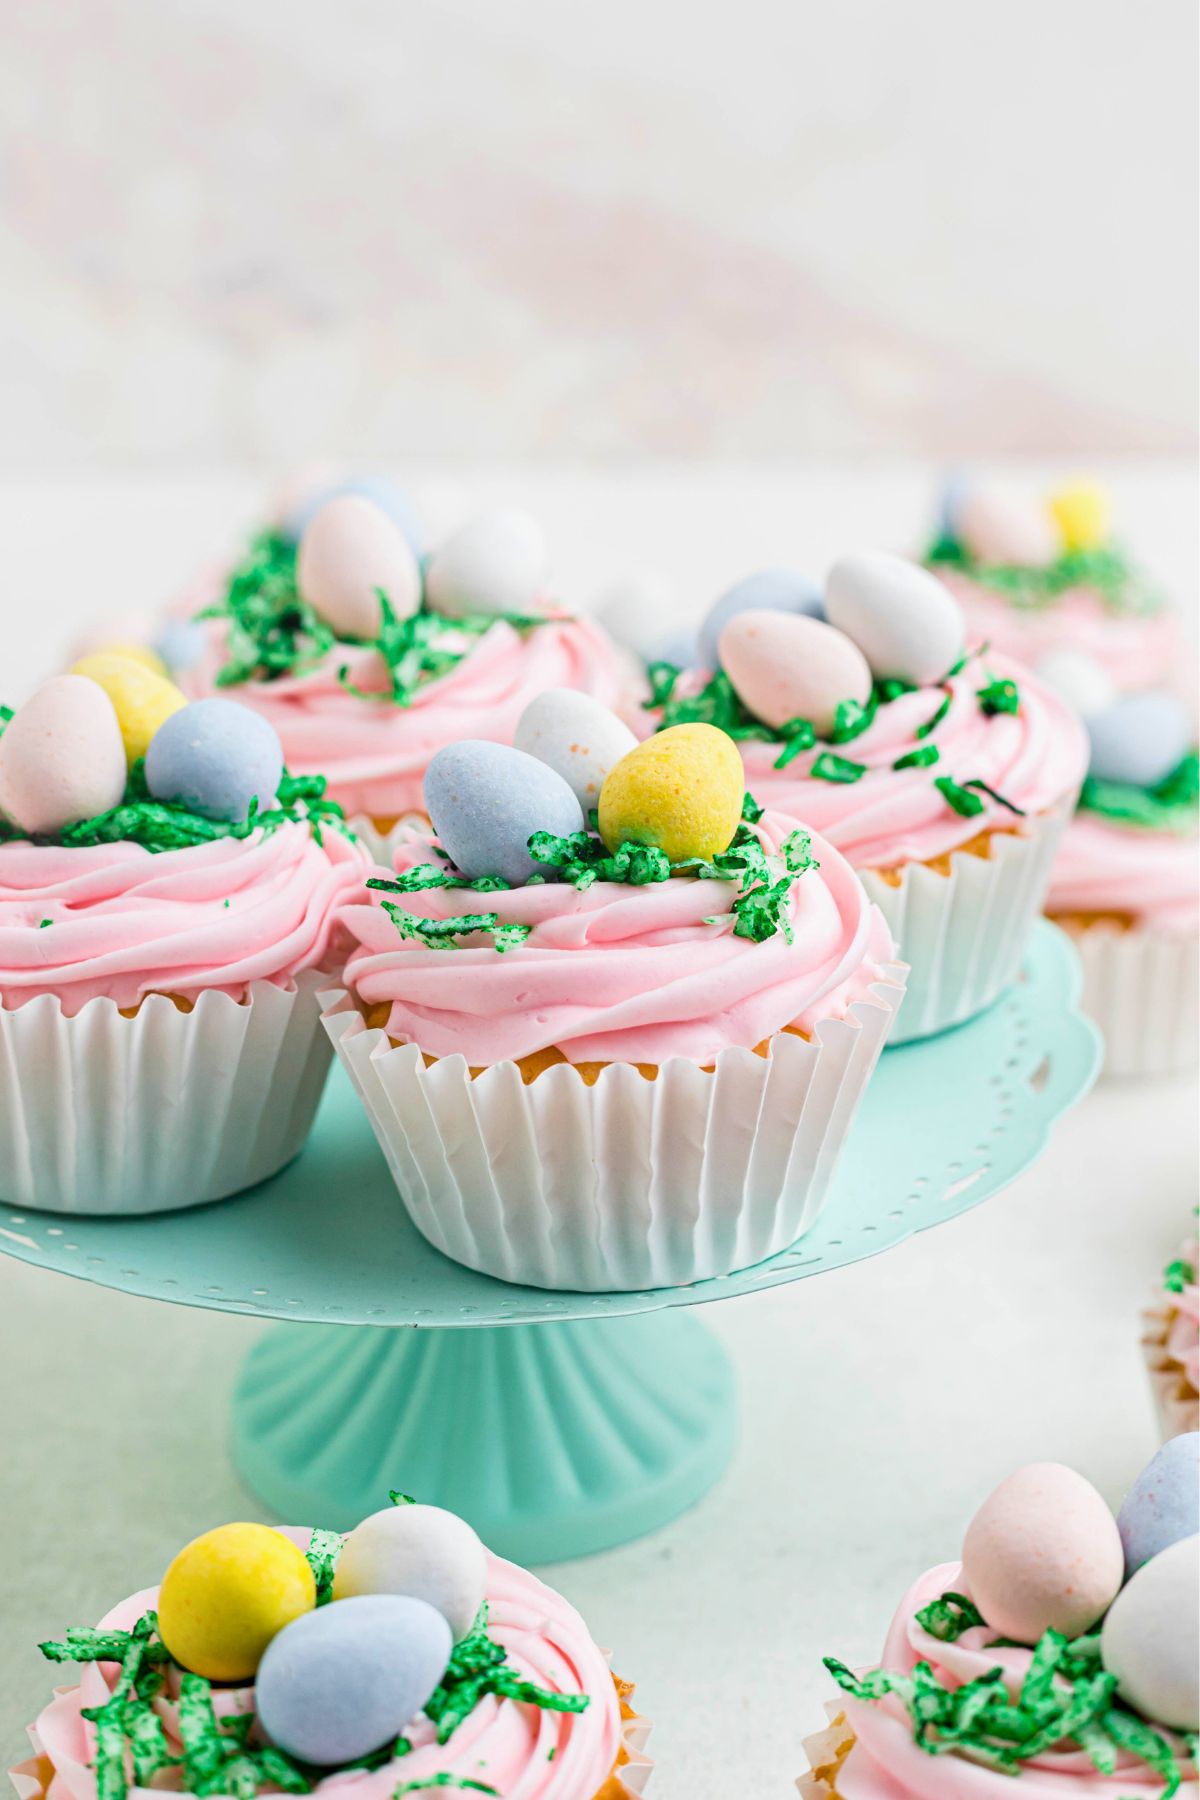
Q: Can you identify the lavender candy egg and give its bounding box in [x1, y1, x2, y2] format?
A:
[718, 610, 872, 738]
[283, 472, 424, 558]
[1101, 1534, 1200, 1731]
[824, 551, 964, 687]
[154, 618, 212, 677]
[515, 689, 638, 811]
[697, 569, 824, 671]
[424, 509, 549, 620]
[1086, 692, 1193, 789]
[0, 676, 127, 836]
[960, 1462, 1124, 1644]
[255, 1594, 452, 1765]
[297, 495, 422, 641]
[1117, 1433, 1199, 1577]
[145, 700, 284, 824]
[424, 741, 584, 886]
[1033, 649, 1117, 721]
[333, 1503, 488, 1642]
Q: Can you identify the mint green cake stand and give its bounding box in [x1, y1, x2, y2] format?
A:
[0, 922, 1098, 1562]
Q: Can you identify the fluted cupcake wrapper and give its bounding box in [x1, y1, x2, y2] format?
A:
[796, 1705, 856, 1799]
[861, 796, 1074, 1045]
[1058, 921, 1199, 1079]
[319, 964, 905, 1292]
[1141, 1304, 1200, 1442]
[346, 811, 429, 867]
[0, 967, 334, 1215]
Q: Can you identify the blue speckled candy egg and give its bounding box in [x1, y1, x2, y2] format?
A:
[154, 618, 211, 677]
[697, 568, 824, 671]
[1118, 1433, 1199, 1577]
[283, 473, 424, 559]
[255, 1594, 452, 1765]
[1086, 692, 1193, 788]
[424, 741, 584, 885]
[824, 551, 964, 686]
[145, 699, 284, 824]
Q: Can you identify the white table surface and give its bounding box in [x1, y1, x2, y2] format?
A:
[1, 465, 1197, 1800]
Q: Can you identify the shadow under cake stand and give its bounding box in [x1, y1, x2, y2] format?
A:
[0, 921, 1099, 1562]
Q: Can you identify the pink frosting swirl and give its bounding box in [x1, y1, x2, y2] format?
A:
[0, 826, 367, 1014]
[717, 651, 1087, 870]
[29, 1531, 627, 1800]
[936, 571, 1186, 695]
[1046, 815, 1199, 932]
[832, 1562, 1198, 1799]
[184, 615, 639, 821]
[340, 812, 897, 1066]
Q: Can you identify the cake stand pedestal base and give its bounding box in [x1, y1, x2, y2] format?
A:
[231, 1311, 737, 1562]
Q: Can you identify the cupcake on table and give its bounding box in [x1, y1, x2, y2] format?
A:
[12, 1495, 650, 1800]
[799, 1448, 1199, 1798]
[1143, 1234, 1199, 1440]
[178, 472, 640, 859]
[645, 555, 1088, 1043]
[923, 476, 1185, 695]
[323, 689, 904, 1291]
[0, 656, 366, 1216]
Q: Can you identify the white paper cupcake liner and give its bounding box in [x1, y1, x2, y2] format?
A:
[320, 963, 905, 1292]
[860, 797, 1073, 1044]
[0, 967, 334, 1216]
[347, 811, 430, 867]
[1055, 921, 1199, 1079]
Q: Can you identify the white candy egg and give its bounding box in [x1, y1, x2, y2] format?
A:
[332, 1503, 487, 1642]
[1101, 1534, 1199, 1731]
[514, 689, 639, 810]
[0, 676, 127, 836]
[824, 551, 965, 686]
[297, 495, 421, 640]
[956, 486, 1059, 568]
[591, 571, 678, 662]
[424, 509, 549, 619]
[1032, 649, 1119, 720]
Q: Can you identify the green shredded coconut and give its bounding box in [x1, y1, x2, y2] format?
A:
[369, 866, 512, 896]
[1163, 1257, 1195, 1295]
[809, 752, 866, 785]
[379, 901, 532, 954]
[38, 918, 52, 928]
[927, 535, 1163, 618]
[393, 1778, 498, 1795]
[916, 690, 953, 740]
[772, 718, 817, 770]
[652, 666, 776, 741]
[304, 1527, 346, 1606]
[976, 677, 1021, 718]
[824, 1617, 1193, 1795]
[893, 745, 940, 771]
[1079, 751, 1199, 834]
[337, 595, 544, 709]
[390, 1489, 417, 1506]
[422, 1605, 589, 1748]
[741, 791, 764, 823]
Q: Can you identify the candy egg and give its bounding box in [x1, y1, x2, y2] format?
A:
[1101, 1534, 1199, 1730]
[592, 571, 677, 662]
[425, 741, 584, 885]
[824, 552, 964, 687]
[145, 699, 284, 824]
[332, 1503, 487, 1642]
[960, 1462, 1123, 1644]
[1032, 648, 1118, 720]
[70, 654, 188, 768]
[514, 689, 638, 811]
[598, 724, 743, 863]
[84, 641, 169, 678]
[283, 472, 424, 558]
[955, 485, 1059, 567]
[157, 1522, 316, 1681]
[1086, 693, 1193, 789]
[256, 1593, 452, 1765]
[154, 618, 211, 677]
[297, 495, 422, 640]
[1117, 1433, 1199, 1577]
[424, 509, 549, 619]
[718, 611, 872, 737]
[697, 568, 824, 671]
[0, 676, 127, 836]
[1048, 479, 1111, 553]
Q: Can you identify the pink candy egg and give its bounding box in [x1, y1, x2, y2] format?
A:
[0, 675, 127, 836]
[961, 1462, 1124, 1644]
[297, 495, 421, 641]
[718, 610, 872, 736]
[956, 486, 1059, 568]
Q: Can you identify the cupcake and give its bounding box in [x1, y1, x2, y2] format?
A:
[322, 693, 904, 1291]
[799, 1454, 1199, 1799]
[1142, 1236, 1200, 1440]
[648, 552, 1088, 1043]
[923, 476, 1185, 695]
[180, 475, 639, 860]
[0, 663, 367, 1215]
[11, 1498, 650, 1800]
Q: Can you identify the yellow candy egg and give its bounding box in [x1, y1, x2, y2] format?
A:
[88, 641, 170, 679]
[158, 1522, 316, 1681]
[1048, 480, 1111, 553]
[598, 724, 744, 863]
[70, 653, 187, 766]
